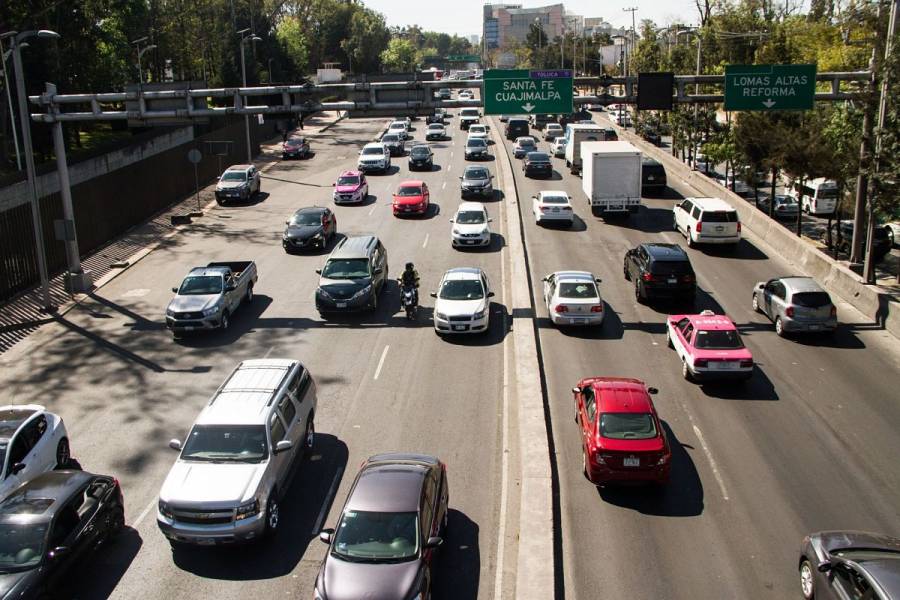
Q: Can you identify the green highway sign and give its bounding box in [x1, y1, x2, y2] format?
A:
[724, 64, 817, 111]
[446, 54, 481, 62]
[483, 69, 573, 116]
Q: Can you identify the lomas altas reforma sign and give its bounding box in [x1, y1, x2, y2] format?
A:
[483, 69, 574, 115]
[724, 64, 817, 111]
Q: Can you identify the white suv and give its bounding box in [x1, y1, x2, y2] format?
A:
[357, 142, 391, 174]
[157, 359, 317, 545]
[673, 197, 741, 247]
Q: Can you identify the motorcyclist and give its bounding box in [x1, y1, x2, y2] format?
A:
[399, 262, 420, 306]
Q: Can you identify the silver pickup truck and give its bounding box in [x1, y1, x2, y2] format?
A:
[166, 261, 258, 336]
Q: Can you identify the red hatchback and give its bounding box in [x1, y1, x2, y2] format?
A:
[572, 377, 671, 486]
[392, 180, 430, 216]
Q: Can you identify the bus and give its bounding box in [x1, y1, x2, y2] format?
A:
[789, 178, 839, 215]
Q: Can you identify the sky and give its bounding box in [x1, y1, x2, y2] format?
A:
[362, 0, 703, 39]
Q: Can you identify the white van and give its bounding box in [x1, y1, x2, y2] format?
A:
[673, 197, 741, 247]
[790, 178, 838, 215]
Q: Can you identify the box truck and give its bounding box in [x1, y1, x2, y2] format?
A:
[564, 123, 609, 175]
[581, 141, 643, 218]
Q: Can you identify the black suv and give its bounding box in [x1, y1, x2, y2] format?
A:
[624, 243, 696, 303]
[315, 235, 388, 315]
[641, 157, 667, 195]
[505, 118, 529, 141]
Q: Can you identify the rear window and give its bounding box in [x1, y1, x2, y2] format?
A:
[528, 153, 550, 161]
[643, 164, 665, 176]
[791, 292, 831, 308]
[599, 413, 658, 440]
[701, 210, 738, 223]
[559, 282, 597, 298]
[650, 260, 692, 275]
[694, 329, 744, 349]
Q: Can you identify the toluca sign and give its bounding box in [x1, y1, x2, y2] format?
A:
[724, 64, 817, 111]
[483, 69, 574, 116]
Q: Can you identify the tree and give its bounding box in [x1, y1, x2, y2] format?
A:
[341, 8, 391, 74]
[380, 38, 418, 73]
[276, 16, 310, 75]
[526, 22, 548, 52]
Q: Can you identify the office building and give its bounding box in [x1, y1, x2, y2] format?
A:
[483, 3, 566, 50]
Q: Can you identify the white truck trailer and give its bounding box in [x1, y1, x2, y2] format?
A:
[563, 123, 606, 175]
[581, 141, 643, 218]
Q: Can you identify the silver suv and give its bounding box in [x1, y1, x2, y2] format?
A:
[157, 359, 317, 545]
[752, 276, 837, 336]
[215, 164, 261, 204]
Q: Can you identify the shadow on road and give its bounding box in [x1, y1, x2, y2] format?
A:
[433, 509, 480, 600]
[70, 526, 144, 599]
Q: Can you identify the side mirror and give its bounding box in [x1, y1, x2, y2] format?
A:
[10, 462, 26, 475]
[168, 439, 182, 451]
[449, 218, 455, 223]
[595, 278, 602, 284]
[319, 528, 334, 544]
[487, 291, 495, 298]
[571, 386, 581, 394]
[458, 176, 463, 180]
[315, 269, 322, 275]
[172, 287, 179, 293]
[285, 220, 290, 225]
[225, 283, 236, 292]
[274, 440, 293, 454]
[425, 536, 444, 549]
[374, 267, 383, 275]
[647, 387, 659, 395]
[817, 560, 832, 573]
[531, 195, 537, 200]
[488, 218, 493, 222]
[48, 546, 70, 560]
[491, 174, 495, 178]
[430, 292, 437, 298]
[542, 276, 549, 282]
[216, 176, 221, 181]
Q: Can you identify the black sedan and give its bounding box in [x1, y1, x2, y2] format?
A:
[641, 128, 662, 146]
[799, 531, 900, 600]
[315, 453, 449, 600]
[0, 470, 125, 599]
[282, 136, 310, 159]
[283, 206, 337, 253]
[523, 152, 553, 178]
[830, 221, 892, 262]
[408, 144, 434, 171]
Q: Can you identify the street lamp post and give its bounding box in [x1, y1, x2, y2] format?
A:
[2, 29, 60, 311]
[0, 40, 22, 170]
[238, 29, 262, 164]
[131, 37, 157, 85]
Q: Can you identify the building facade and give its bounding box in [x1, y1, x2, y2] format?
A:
[483, 3, 566, 49]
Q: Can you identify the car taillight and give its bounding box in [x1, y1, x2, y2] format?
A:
[696, 222, 703, 232]
[590, 305, 603, 313]
[830, 306, 837, 318]
[694, 359, 708, 368]
[740, 360, 753, 368]
[641, 272, 652, 282]
[737, 222, 742, 233]
[785, 306, 794, 318]
[554, 305, 569, 312]
[656, 453, 670, 465]
[682, 274, 695, 282]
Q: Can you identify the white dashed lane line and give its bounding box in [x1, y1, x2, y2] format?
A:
[373, 345, 390, 380]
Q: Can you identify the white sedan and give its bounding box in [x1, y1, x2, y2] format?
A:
[550, 137, 566, 157]
[431, 267, 494, 335]
[468, 124, 489, 141]
[425, 123, 446, 140]
[450, 202, 492, 248]
[542, 271, 604, 326]
[532, 191, 574, 226]
[0, 404, 71, 500]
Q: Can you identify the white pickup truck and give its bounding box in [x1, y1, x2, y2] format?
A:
[166, 261, 258, 337]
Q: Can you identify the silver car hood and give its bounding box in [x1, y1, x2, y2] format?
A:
[160, 460, 265, 507]
[168, 294, 220, 313]
[217, 181, 247, 190]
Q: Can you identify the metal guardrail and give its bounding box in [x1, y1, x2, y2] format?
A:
[29, 72, 871, 123]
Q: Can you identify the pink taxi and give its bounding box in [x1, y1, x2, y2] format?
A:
[666, 310, 753, 382]
[332, 170, 369, 204]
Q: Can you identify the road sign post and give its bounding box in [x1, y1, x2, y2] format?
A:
[483, 69, 574, 116]
[724, 64, 817, 111]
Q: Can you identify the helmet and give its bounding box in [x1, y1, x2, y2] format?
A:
[405, 262, 414, 270]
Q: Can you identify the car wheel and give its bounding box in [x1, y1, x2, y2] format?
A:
[220, 311, 230, 331]
[245, 284, 253, 303]
[673, 216, 679, 232]
[55, 437, 71, 469]
[666, 330, 674, 349]
[682, 360, 693, 381]
[371, 292, 378, 312]
[623, 263, 631, 281]
[686, 228, 695, 247]
[752, 293, 761, 313]
[775, 316, 786, 337]
[264, 495, 280, 537]
[304, 416, 315, 452]
[799, 559, 815, 599]
[110, 506, 126, 534]
[581, 448, 592, 482]
[634, 281, 644, 304]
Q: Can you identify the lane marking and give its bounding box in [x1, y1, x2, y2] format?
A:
[373, 345, 390, 380]
[263, 346, 275, 358]
[312, 465, 345, 535]
[442, 182, 447, 190]
[368, 204, 377, 216]
[450, 151, 454, 158]
[447, 164, 452, 172]
[132, 496, 158, 528]
[422, 233, 429, 248]
[692, 424, 730, 501]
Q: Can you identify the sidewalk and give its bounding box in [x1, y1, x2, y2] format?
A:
[0, 111, 347, 354]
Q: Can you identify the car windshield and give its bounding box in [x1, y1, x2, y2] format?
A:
[332, 511, 419, 562]
[694, 329, 744, 349]
[221, 171, 247, 182]
[599, 413, 658, 440]
[286, 138, 305, 145]
[540, 195, 568, 204]
[467, 139, 486, 148]
[792, 292, 831, 308]
[465, 168, 489, 179]
[518, 139, 535, 147]
[389, 124, 405, 130]
[411, 147, 430, 157]
[460, 109, 479, 117]
[290, 212, 323, 226]
[0, 521, 48, 572]
[180, 425, 268, 463]
[528, 153, 550, 162]
[440, 279, 484, 300]
[337, 175, 360, 186]
[559, 282, 597, 299]
[322, 258, 370, 279]
[361, 147, 383, 155]
[397, 186, 423, 197]
[456, 210, 485, 225]
[427, 124, 443, 130]
[178, 275, 223, 295]
[470, 126, 486, 133]
[775, 196, 797, 206]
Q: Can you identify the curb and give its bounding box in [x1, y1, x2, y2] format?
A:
[489, 118, 557, 600]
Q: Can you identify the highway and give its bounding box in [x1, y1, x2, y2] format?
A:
[0, 116, 519, 599]
[493, 112, 900, 599]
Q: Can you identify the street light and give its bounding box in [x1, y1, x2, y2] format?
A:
[0, 39, 22, 170]
[131, 37, 157, 85]
[238, 28, 261, 164]
[1, 29, 60, 311]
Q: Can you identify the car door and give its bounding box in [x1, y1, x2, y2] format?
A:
[422, 183, 430, 207]
[268, 412, 293, 488]
[770, 281, 788, 321]
[670, 318, 690, 358]
[543, 274, 556, 308]
[3, 422, 41, 490]
[420, 471, 439, 565]
[43, 486, 93, 589]
[830, 563, 873, 600]
[581, 389, 597, 454]
[676, 200, 692, 232]
[288, 367, 314, 444]
[678, 323, 695, 364]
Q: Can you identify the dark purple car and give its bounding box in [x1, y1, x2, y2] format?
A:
[799, 530, 900, 599]
[314, 453, 449, 600]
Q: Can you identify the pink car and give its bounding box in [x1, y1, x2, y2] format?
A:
[332, 170, 369, 204]
[666, 310, 753, 382]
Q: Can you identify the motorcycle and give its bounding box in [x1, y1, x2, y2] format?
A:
[398, 280, 418, 320]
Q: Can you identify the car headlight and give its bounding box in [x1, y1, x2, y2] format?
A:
[481, 227, 490, 236]
[158, 500, 173, 519]
[202, 305, 220, 317]
[452, 228, 461, 235]
[166, 308, 175, 317]
[317, 288, 332, 300]
[436, 312, 447, 320]
[473, 309, 486, 319]
[351, 285, 372, 300]
[312, 232, 323, 240]
[235, 499, 260, 521]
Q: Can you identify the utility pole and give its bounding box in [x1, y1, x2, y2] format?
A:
[0, 39, 22, 171]
[851, 47, 880, 264]
[623, 7, 637, 76]
[238, 28, 261, 164]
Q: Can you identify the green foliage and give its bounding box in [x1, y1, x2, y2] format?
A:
[380, 38, 418, 73]
[276, 17, 310, 75]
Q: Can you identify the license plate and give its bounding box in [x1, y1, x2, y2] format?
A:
[809, 324, 820, 331]
[667, 278, 677, 284]
[647, 176, 655, 181]
[716, 226, 724, 232]
[569, 318, 583, 325]
[465, 240, 475, 245]
[623, 457, 640, 467]
[196, 538, 216, 546]
[453, 325, 466, 331]
[552, 208, 559, 212]
[710, 361, 737, 370]
[336, 302, 347, 308]
[185, 326, 195, 331]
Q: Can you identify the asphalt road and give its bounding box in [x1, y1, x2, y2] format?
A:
[493, 116, 900, 599]
[0, 116, 518, 599]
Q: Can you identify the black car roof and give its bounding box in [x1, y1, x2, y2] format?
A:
[643, 243, 689, 261]
[0, 471, 94, 521]
[0, 407, 38, 439]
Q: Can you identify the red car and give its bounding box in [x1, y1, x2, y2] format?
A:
[572, 377, 671, 486]
[392, 180, 431, 216]
[666, 310, 753, 382]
